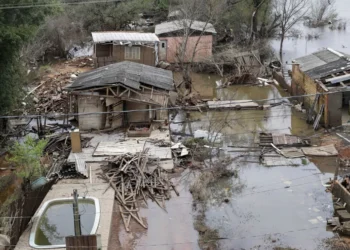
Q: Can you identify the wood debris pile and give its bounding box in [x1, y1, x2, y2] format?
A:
[31, 72, 73, 113]
[216, 73, 258, 88]
[98, 148, 179, 232]
[67, 57, 94, 68]
[45, 133, 92, 180]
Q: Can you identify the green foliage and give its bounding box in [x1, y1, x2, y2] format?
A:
[216, 0, 277, 41]
[0, 0, 58, 114]
[72, 0, 154, 31]
[7, 136, 48, 179]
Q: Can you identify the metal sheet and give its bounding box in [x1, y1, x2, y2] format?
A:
[155, 19, 216, 35]
[92, 32, 159, 44]
[66, 61, 174, 91]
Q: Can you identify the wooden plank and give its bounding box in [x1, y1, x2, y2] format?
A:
[66, 235, 99, 250]
[93, 141, 172, 159]
[74, 154, 88, 177]
[207, 100, 259, 109]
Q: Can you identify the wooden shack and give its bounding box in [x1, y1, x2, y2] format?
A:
[92, 32, 159, 68]
[66, 61, 174, 131]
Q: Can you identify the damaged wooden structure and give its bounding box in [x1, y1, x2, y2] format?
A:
[98, 147, 178, 231]
[292, 48, 350, 128]
[65, 61, 174, 131]
[92, 32, 160, 67]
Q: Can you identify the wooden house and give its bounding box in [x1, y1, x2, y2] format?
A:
[92, 32, 160, 68]
[155, 19, 216, 63]
[66, 61, 174, 131]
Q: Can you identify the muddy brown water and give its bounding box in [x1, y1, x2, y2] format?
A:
[170, 75, 336, 249]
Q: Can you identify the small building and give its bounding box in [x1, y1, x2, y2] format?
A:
[66, 61, 174, 131]
[92, 32, 160, 68]
[155, 19, 216, 63]
[291, 48, 350, 128]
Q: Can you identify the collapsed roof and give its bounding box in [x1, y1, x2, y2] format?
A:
[293, 48, 350, 79]
[66, 61, 174, 91]
[155, 19, 216, 35]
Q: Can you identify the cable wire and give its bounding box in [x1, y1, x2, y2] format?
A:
[0, 89, 348, 119]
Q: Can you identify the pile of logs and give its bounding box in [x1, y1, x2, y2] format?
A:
[98, 148, 179, 232]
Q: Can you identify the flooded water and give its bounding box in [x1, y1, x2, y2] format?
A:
[35, 200, 96, 246]
[170, 75, 336, 249]
[271, 0, 350, 64]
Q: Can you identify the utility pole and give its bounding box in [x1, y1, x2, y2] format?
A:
[72, 189, 82, 236]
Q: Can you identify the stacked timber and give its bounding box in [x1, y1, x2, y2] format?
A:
[98, 148, 179, 232]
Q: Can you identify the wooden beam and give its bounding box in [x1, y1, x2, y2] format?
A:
[332, 74, 347, 87]
[109, 87, 117, 96]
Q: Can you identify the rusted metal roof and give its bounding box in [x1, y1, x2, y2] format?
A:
[66, 61, 174, 91]
[155, 19, 216, 35]
[92, 32, 159, 44]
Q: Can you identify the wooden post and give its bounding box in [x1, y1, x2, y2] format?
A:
[72, 189, 82, 236]
[334, 158, 340, 181]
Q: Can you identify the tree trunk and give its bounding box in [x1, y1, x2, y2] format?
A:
[249, 10, 259, 44]
[279, 31, 285, 77]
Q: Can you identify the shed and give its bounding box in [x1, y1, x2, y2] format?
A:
[155, 19, 216, 63]
[66, 61, 174, 131]
[92, 32, 160, 68]
[291, 48, 350, 128]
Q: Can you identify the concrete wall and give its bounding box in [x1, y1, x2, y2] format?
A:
[125, 102, 150, 124]
[291, 64, 343, 127]
[327, 91, 342, 127]
[159, 35, 213, 63]
[94, 44, 156, 67]
[78, 95, 106, 130]
[273, 71, 291, 93]
[333, 181, 350, 213]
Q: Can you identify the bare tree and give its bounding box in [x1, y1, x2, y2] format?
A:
[249, 0, 268, 43]
[309, 0, 337, 27]
[171, 0, 225, 95]
[274, 0, 308, 68]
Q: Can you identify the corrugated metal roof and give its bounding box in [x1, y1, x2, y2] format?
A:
[91, 32, 159, 44]
[67, 61, 174, 91]
[155, 19, 216, 35]
[294, 48, 350, 79]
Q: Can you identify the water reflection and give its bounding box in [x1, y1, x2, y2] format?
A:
[271, 0, 350, 64]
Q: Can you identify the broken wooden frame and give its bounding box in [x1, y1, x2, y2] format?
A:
[97, 147, 179, 231]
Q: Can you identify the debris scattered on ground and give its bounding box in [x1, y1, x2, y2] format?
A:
[181, 91, 203, 106]
[45, 133, 92, 180]
[293, 103, 306, 113]
[25, 57, 94, 114]
[216, 73, 258, 88]
[98, 147, 179, 232]
[67, 57, 94, 68]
